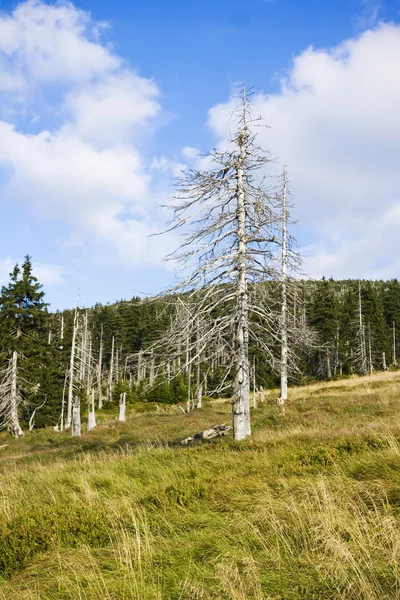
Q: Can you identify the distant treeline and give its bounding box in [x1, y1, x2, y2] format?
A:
[1, 257, 400, 429]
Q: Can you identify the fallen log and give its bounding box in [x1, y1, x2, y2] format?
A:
[181, 423, 232, 444]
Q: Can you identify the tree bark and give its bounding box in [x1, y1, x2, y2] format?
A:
[107, 336, 114, 402]
[232, 98, 251, 440]
[9, 351, 24, 438]
[98, 324, 103, 409]
[280, 165, 288, 411]
[65, 307, 78, 429]
[87, 389, 96, 431]
[118, 392, 126, 422]
[71, 395, 81, 437]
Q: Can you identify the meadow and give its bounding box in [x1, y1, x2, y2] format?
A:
[1, 372, 400, 599]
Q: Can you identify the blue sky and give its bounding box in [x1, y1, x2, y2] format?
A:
[0, 0, 400, 309]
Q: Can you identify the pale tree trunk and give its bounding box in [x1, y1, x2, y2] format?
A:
[279, 165, 288, 414]
[232, 94, 251, 440]
[368, 323, 373, 374]
[383, 351, 387, 371]
[29, 399, 46, 432]
[137, 349, 143, 383]
[187, 362, 192, 412]
[334, 326, 339, 376]
[9, 351, 24, 438]
[196, 384, 203, 409]
[119, 392, 126, 422]
[358, 283, 367, 375]
[107, 336, 114, 402]
[71, 395, 81, 437]
[252, 355, 257, 409]
[98, 324, 103, 409]
[167, 359, 171, 383]
[80, 311, 88, 381]
[326, 348, 332, 380]
[65, 307, 78, 429]
[115, 347, 120, 383]
[87, 389, 96, 431]
[195, 320, 202, 409]
[86, 338, 92, 396]
[393, 321, 397, 367]
[149, 352, 155, 386]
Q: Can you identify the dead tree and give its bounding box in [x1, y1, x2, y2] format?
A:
[65, 306, 79, 429]
[353, 283, 368, 375]
[280, 165, 288, 411]
[29, 398, 46, 431]
[97, 324, 103, 409]
[87, 389, 96, 431]
[0, 351, 24, 437]
[393, 321, 398, 367]
[119, 392, 126, 422]
[150, 88, 284, 440]
[107, 336, 115, 402]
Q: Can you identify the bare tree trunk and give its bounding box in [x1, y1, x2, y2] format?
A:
[326, 348, 332, 380]
[98, 324, 103, 409]
[358, 282, 367, 375]
[280, 164, 288, 412]
[118, 392, 126, 422]
[167, 359, 171, 383]
[195, 320, 202, 409]
[115, 347, 120, 383]
[393, 321, 398, 367]
[60, 315, 64, 343]
[65, 307, 78, 429]
[252, 355, 257, 409]
[383, 351, 387, 371]
[80, 311, 88, 381]
[87, 389, 96, 431]
[107, 336, 114, 402]
[137, 349, 143, 383]
[71, 395, 81, 437]
[232, 92, 251, 440]
[60, 374, 67, 431]
[149, 352, 155, 386]
[368, 323, 373, 375]
[29, 399, 46, 432]
[86, 338, 92, 396]
[9, 351, 24, 438]
[187, 363, 192, 412]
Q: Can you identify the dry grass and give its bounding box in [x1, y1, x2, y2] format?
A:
[1, 372, 400, 598]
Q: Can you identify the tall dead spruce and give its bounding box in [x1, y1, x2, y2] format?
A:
[155, 89, 283, 440]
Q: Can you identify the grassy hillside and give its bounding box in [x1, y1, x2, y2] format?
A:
[1, 373, 400, 599]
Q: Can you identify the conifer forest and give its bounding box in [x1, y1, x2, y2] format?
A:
[2, 255, 400, 435]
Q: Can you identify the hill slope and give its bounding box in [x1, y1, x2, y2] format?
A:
[1, 373, 400, 599]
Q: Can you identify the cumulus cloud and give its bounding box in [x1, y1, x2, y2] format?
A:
[0, 257, 64, 287]
[0, 0, 171, 265]
[208, 23, 400, 279]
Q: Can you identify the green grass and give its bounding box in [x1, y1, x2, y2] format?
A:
[2, 373, 400, 598]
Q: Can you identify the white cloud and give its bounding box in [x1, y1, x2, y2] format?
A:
[181, 146, 199, 161]
[0, 258, 16, 285]
[0, 257, 64, 286]
[33, 262, 65, 286]
[0, 0, 170, 265]
[208, 23, 400, 280]
[0, 0, 117, 90]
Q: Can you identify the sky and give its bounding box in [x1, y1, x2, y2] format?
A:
[0, 0, 400, 309]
